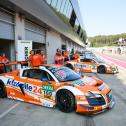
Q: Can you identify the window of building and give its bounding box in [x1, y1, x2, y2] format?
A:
[46, 0, 52, 5]
[77, 25, 81, 35]
[62, 0, 69, 16]
[60, 0, 67, 14]
[80, 32, 83, 39]
[51, 0, 58, 8]
[69, 10, 76, 27]
[67, 4, 72, 18]
[74, 18, 79, 32]
[56, 0, 63, 11]
[65, 1, 70, 17]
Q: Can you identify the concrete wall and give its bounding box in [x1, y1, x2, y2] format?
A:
[15, 13, 25, 60]
[46, 30, 62, 64]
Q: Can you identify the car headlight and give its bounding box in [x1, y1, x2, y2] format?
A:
[85, 92, 106, 106]
[85, 92, 102, 98]
[98, 83, 107, 91]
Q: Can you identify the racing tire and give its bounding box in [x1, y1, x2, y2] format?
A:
[97, 65, 106, 73]
[56, 90, 75, 113]
[0, 80, 7, 98]
[65, 63, 74, 70]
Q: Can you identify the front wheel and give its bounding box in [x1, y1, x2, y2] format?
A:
[56, 90, 75, 113]
[97, 65, 106, 73]
[0, 80, 7, 98]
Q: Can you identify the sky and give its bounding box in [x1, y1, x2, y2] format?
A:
[78, 0, 126, 37]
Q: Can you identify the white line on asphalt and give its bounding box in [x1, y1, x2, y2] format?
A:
[0, 102, 20, 119]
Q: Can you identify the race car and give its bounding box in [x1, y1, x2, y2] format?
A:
[0, 63, 115, 114]
[65, 56, 118, 74]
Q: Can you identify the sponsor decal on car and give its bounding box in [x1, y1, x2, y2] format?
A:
[92, 64, 97, 69]
[72, 79, 85, 86]
[6, 79, 42, 95]
[75, 64, 91, 70]
[42, 84, 54, 99]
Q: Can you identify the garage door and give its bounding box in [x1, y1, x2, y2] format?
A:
[0, 10, 14, 40]
[25, 20, 46, 43]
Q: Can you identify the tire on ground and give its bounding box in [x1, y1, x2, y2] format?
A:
[97, 65, 106, 73]
[56, 89, 75, 113]
[0, 80, 7, 98]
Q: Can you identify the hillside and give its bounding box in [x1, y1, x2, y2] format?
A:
[88, 33, 126, 47]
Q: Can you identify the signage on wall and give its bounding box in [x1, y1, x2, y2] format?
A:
[17, 40, 32, 61]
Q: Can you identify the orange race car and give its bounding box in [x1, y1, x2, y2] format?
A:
[65, 56, 118, 74]
[0, 63, 115, 114]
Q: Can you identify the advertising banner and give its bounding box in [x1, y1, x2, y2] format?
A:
[17, 40, 32, 61]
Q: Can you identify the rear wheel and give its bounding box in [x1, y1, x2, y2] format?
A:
[56, 90, 75, 112]
[97, 65, 106, 73]
[0, 80, 7, 98]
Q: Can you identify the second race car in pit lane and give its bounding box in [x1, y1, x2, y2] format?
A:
[65, 56, 118, 74]
[0, 64, 115, 114]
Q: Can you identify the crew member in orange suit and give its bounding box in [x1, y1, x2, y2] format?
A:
[63, 50, 69, 62]
[74, 51, 80, 59]
[28, 50, 34, 67]
[0, 53, 9, 73]
[32, 51, 43, 67]
[1, 53, 9, 63]
[40, 50, 47, 64]
[54, 49, 64, 65]
[0, 55, 2, 63]
[0, 55, 3, 73]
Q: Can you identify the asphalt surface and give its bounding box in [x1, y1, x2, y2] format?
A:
[94, 52, 126, 70]
[0, 69, 126, 126]
[103, 53, 126, 62]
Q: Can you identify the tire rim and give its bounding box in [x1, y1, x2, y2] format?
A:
[58, 93, 72, 111]
[98, 66, 105, 73]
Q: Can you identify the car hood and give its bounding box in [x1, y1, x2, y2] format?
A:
[69, 76, 100, 87]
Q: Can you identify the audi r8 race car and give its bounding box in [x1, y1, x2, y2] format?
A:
[0, 63, 115, 114]
[65, 56, 118, 74]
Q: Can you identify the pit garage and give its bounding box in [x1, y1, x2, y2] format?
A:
[25, 20, 46, 51]
[0, 8, 15, 61]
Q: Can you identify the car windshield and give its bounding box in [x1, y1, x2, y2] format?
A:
[93, 57, 105, 63]
[48, 67, 81, 82]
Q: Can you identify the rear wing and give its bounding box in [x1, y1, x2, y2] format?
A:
[0, 61, 28, 74]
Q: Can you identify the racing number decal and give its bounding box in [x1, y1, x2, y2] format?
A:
[42, 84, 54, 99]
[33, 86, 42, 94]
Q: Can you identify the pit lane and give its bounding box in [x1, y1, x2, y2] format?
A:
[0, 69, 126, 126]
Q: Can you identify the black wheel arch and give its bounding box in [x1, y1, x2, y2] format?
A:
[56, 89, 75, 100]
[0, 79, 7, 98]
[56, 89, 76, 112]
[97, 65, 106, 73]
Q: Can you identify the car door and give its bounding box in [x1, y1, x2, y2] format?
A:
[89, 59, 97, 72]
[22, 69, 57, 107]
[78, 58, 93, 72]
